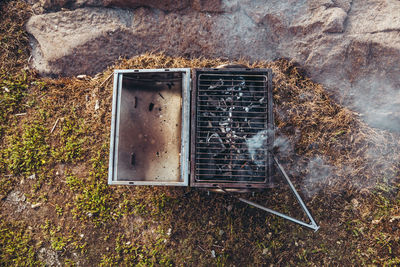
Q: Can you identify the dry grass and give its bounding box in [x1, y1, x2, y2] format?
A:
[0, 0, 31, 75]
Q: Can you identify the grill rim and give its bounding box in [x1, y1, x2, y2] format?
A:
[108, 68, 191, 186]
[190, 68, 275, 189]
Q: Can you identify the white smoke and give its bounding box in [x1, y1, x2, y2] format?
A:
[348, 77, 400, 133]
[302, 156, 334, 198]
[246, 130, 270, 166]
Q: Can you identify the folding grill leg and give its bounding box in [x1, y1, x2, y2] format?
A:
[219, 157, 320, 231]
[272, 156, 319, 231]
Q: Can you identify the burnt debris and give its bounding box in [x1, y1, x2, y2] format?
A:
[148, 102, 155, 111]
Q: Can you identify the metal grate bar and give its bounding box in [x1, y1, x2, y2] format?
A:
[194, 71, 270, 183]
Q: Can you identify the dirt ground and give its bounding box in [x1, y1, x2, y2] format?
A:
[1, 1, 399, 266]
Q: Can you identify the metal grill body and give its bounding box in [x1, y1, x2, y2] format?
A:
[108, 67, 320, 231]
[191, 68, 274, 189]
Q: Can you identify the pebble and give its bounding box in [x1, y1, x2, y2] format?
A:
[227, 205, 233, 212]
[28, 173, 36, 180]
[94, 100, 100, 111]
[31, 202, 42, 209]
[351, 198, 360, 208]
[77, 74, 87, 79]
[390, 216, 400, 223]
[211, 250, 216, 258]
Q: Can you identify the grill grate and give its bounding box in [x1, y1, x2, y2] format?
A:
[192, 70, 273, 188]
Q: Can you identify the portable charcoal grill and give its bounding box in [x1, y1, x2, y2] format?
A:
[108, 66, 319, 231]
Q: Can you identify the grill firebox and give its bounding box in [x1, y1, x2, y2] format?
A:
[191, 68, 274, 189]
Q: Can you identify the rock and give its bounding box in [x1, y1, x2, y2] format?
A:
[6, 190, 26, 202]
[322, 7, 347, 33]
[35, 0, 190, 12]
[38, 248, 61, 267]
[372, 219, 381, 225]
[211, 250, 216, 258]
[31, 202, 42, 209]
[94, 99, 100, 111]
[389, 216, 400, 223]
[28, 173, 36, 179]
[32, 0, 225, 13]
[191, 0, 223, 13]
[26, 0, 400, 132]
[351, 198, 360, 208]
[76, 74, 87, 79]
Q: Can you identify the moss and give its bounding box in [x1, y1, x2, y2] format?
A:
[68, 145, 118, 226]
[52, 109, 87, 163]
[0, 220, 41, 265]
[99, 232, 173, 266]
[4, 111, 50, 176]
[0, 73, 28, 137]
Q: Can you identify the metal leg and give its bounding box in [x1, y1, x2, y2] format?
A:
[219, 157, 320, 231]
[272, 156, 319, 231]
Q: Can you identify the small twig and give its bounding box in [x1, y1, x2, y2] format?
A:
[15, 113, 26, 116]
[126, 186, 134, 195]
[28, 55, 32, 63]
[38, 93, 47, 99]
[98, 72, 113, 90]
[50, 118, 60, 133]
[198, 245, 206, 252]
[212, 244, 224, 248]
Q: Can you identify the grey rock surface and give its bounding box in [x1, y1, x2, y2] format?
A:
[26, 0, 400, 131]
[38, 248, 61, 267]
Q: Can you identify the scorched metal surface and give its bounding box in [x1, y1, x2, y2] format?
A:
[190, 68, 274, 189]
